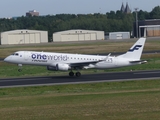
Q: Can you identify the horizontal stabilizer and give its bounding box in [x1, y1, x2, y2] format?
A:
[129, 60, 147, 64]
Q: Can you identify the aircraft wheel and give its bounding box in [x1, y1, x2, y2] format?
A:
[76, 72, 81, 77]
[69, 71, 74, 77]
[18, 69, 22, 72]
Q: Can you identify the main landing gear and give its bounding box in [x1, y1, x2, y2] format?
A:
[69, 71, 81, 77]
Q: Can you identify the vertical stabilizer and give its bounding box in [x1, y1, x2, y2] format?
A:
[118, 38, 146, 60]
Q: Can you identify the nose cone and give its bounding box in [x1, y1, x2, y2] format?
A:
[4, 56, 11, 63]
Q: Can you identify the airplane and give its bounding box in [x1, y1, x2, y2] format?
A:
[4, 38, 147, 77]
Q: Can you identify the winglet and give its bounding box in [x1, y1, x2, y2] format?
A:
[104, 53, 111, 61]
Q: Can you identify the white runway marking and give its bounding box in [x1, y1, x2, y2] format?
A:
[134, 71, 160, 74]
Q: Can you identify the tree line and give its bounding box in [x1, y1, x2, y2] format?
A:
[0, 6, 160, 41]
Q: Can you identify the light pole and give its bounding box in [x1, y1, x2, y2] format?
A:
[135, 8, 139, 38]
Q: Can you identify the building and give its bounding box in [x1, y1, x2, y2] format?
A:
[120, 3, 125, 13]
[26, 10, 39, 17]
[0, 30, 48, 45]
[109, 32, 130, 39]
[133, 19, 160, 37]
[120, 2, 131, 14]
[52, 29, 104, 42]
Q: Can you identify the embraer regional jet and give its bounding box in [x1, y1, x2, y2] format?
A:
[4, 38, 147, 77]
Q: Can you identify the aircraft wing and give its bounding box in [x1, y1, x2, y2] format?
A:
[68, 53, 111, 68]
[69, 60, 102, 67]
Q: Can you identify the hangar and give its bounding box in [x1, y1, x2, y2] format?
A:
[109, 32, 130, 39]
[52, 29, 104, 42]
[139, 25, 160, 37]
[0, 30, 48, 45]
[133, 19, 160, 37]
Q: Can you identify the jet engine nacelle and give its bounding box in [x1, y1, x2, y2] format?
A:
[47, 63, 70, 71]
[47, 66, 57, 71]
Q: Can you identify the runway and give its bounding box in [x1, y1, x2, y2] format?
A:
[0, 70, 160, 88]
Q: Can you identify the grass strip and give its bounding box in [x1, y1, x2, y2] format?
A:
[0, 80, 160, 120]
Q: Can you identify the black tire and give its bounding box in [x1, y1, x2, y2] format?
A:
[18, 69, 22, 72]
[69, 71, 74, 77]
[76, 72, 81, 77]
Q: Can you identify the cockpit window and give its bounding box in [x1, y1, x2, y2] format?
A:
[15, 53, 19, 56]
[12, 53, 19, 56]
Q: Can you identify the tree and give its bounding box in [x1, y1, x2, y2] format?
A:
[150, 6, 160, 19]
[106, 11, 116, 19]
[138, 10, 150, 20]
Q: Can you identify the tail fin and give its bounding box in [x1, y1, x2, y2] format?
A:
[118, 38, 146, 60]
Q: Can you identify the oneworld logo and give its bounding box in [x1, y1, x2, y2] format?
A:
[31, 53, 68, 61]
[32, 54, 47, 60]
[128, 45, 142, 52]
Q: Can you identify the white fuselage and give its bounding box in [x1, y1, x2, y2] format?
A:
[4, 51, 137, 70]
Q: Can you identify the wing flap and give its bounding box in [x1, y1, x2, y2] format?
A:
[69, 60, 102, 67]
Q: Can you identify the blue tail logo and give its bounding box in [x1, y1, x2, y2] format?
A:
[128, 45, 142, 52]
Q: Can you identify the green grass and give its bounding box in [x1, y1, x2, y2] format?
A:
[0, 39, 160, 58]
[0, 80, 160, 120]
[0, 39, 160, 119]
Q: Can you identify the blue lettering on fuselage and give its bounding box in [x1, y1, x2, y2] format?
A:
[32, 54, 47, 60]
[31, 53, 68, 61]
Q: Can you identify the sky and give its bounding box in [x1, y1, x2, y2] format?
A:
[0, 0, 159, 18]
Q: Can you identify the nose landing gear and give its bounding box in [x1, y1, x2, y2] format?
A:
[18, 64, 22, 72]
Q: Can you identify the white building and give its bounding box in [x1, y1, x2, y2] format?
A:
[109, 32, 130, 39]
[53, 29, 104, 42]
[1, 30, 48, 45]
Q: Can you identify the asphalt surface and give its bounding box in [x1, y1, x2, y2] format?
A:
[0, 58, 4, 61]
[0, 70, 160, 88]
